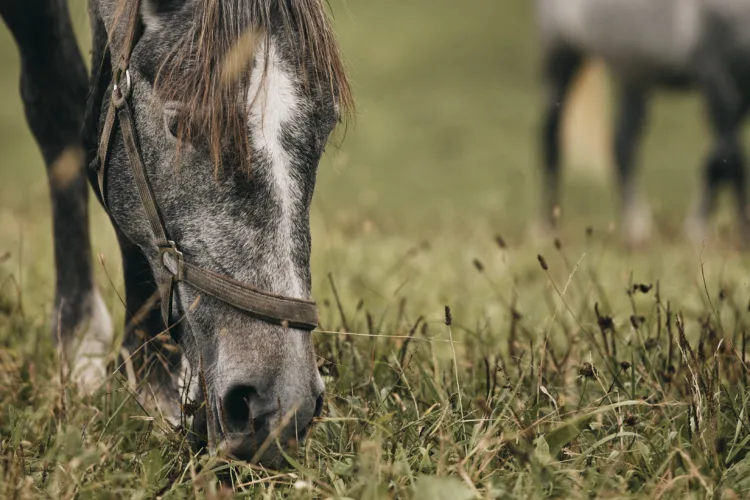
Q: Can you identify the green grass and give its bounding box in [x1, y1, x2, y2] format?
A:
[3, 0, 750, 498]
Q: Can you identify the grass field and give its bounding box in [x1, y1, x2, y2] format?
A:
[3, 1, 750, 498]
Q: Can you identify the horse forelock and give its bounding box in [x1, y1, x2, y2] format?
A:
[109, 0, 353, 173]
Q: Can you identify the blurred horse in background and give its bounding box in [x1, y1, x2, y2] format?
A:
[536, 0, 750, 245]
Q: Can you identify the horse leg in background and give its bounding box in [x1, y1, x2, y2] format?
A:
[614, 83, 653, 246]
[117, 230, 182, 423]
[736, 98, 750, 241]
[538, 46, 583, 233]
[0, 0, 113, 389]
[689, 61, 749, 244]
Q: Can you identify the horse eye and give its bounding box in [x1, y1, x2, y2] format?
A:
[164, 112, 179, 138]
[163, 102, 185, 140]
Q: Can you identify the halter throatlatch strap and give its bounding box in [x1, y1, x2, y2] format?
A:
[95, 1, 319, 331]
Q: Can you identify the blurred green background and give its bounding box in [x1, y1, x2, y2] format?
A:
[0, 0, 744, 322]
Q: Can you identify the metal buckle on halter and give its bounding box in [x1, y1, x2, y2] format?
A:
[159, 241, 184, 282]
[112, 66, 132, 107]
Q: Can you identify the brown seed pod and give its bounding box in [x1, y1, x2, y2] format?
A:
[538, 255, 549, 271]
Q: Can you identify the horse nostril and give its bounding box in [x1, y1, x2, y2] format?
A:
[313, 394, 324, 418]
[222, 384, 260, 434]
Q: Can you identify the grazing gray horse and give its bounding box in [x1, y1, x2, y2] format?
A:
[536, 0, 750, 243]
[1, 0, 352, 464]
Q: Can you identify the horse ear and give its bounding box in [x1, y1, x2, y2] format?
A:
[141, 0, 185, 30]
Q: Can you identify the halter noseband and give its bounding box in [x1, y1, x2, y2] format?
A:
[94, 2, 318, 331]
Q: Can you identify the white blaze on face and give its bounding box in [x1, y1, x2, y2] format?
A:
[247, 40, 305, 299]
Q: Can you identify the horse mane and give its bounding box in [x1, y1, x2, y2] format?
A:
[111, 0, 353, 171]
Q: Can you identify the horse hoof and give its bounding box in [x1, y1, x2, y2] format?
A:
[63, 290, 114, 394]
[684, 216, 709, 247]
[622, 204, 653, 248]
[117, 346, 183, 426]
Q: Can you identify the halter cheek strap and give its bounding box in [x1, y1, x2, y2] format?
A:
[94, 2, 318, 331]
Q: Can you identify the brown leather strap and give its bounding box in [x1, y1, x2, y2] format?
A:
[182, 263, 318, 330]
[97, 101, 117, 207]
[116, 0, 142, 71]
[96, 0, 140, 207]
[94, 0, 319, 332]
[114, 93, 171, 247]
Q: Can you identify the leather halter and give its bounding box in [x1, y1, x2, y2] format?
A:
[94, 2, 318, 331]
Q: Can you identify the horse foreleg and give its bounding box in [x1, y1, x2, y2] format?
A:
[0, 0, 113, 389]
[614, 83, 652, 246]
[537, 46, 582, 234]
[117, 230, 183, 424]
[736, 99, 750, 244]
[691, 59, 748, 245]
